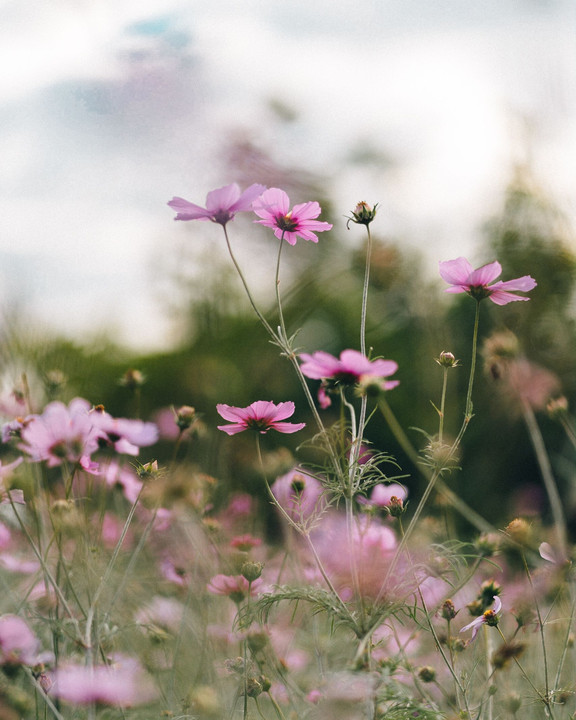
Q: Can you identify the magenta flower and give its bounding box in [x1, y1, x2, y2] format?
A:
[460, 596, 502, 641]
[168, 182, 266, 226]
[439, 257, 537, 305]
[252, 188, 332, 245]
[300, 349, 399, 387]
[216, 401, 305, 435]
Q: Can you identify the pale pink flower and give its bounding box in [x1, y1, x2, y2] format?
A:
[0, 554, 40, 574]
[207, 574, 262, 601]
[300, 349, 398, 387]
[271, 468, 326, 522]
[216, 401, 305, 435]
[19, 398, 99, 467]
[0, 614, 41, 666]
[439, 257, 536, 304]
[168, 182, 266, 225]
[135, 596, 184, 632]
[252, 188, 332, 245]
[460, 596, 502, 641]
[52, 657, 156, 706]
[103, 461, 143, 504]
[90, 408, 158, 455]
[369, 482, 408, 508]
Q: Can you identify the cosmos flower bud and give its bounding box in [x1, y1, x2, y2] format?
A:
[240, 561, 263, 583]
[387, 496, 405, 517]
[505, 518, 532, 546]
[175, 405, 196, 431]
[435, 351, 460, 368]
[119, 368, 146, 390]
[547, 395, 568, 418]
[347, 201, 378, 227]
[245, 677, 263, 698]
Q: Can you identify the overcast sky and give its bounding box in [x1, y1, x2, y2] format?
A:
[1, 0, 575, 350]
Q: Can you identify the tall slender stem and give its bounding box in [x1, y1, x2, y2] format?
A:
[222, 225, 276, 338]
[360, 225, 372, 358]
[522, 401, 568, 559]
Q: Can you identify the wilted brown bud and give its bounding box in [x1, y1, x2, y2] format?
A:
[441, 599, 457, 621]
[417, 666, 436, 683]
[492, 641, 525, 669]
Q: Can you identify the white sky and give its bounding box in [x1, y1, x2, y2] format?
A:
[1, 0, 575, 350]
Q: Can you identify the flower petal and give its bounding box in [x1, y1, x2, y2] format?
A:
[167, 197, 211, 221]
[438, 257, 474, 285]
[270, 421, 306, 434]
[467, 261, 502, 286]
[205, 183, 241, 213]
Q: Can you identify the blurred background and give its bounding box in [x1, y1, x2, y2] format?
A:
[1, 0, 575, 531]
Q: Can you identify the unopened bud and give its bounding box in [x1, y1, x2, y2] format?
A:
[347, 201, 378, 228]
[245, 677, 263, 698]
[547, 396, 568, 418]
[175, 405, 196, 431]
[241, 561, 263, 583]
[505, 518, 532, 546]
[435, 351, 460, 368]
[388, 496, 405, 517]
[120, 368, 146, 390]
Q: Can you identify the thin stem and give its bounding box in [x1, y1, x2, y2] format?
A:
[522, 400, 568, 559]
[438, 367, 448, 444]
[360, 225, 372, 358]
[222, 225, 276, 338]
[275, 235, 288, 343]
[254, 435, 354, 627]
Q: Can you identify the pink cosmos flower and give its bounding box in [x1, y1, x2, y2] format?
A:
[0, 614, 41, 666]
[52, 657, 156, 706]
[368, 482, 408, 508]
[460, 596, 502, 641]
[216, 401, 305, 435]
[90, 407, 158, 455]
[19, 398, 100, 467]
[207, 574, 262, 602]
[439, 257, 537, 304]
[252, 188, 332, 245]
[271, 468, 326, 522]
[300, 349, 399, 386]
[168, 182, 266, 226]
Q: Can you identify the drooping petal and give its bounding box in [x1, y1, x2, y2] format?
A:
[217, 423, 248, 436]
[488, 291, 531, 305]
[489, 276, 537, 293]
[167, 197, 212, 221]
[270, 421, 306, 434]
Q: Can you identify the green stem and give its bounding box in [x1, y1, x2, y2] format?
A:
[439, 367, 448, 444]
[522, 400, 568, 560]
[360, 225, 372, 358]
[222, 225, 276, 338]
